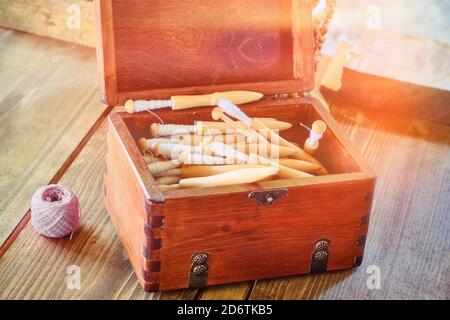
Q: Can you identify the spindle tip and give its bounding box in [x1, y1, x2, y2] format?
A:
[178, 151, 188, 165]
[150, 143, 161, 156]
[312, 120, 327, 134]
[137, 137, 148, 154]
[211, 107, 224, 121]
[125, 100, 135, 113]
[150, 123, 160, 137]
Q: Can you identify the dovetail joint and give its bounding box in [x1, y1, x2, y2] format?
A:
[143, 281, 160, 292]
[143, 239, 162, 257]
[142, 265, 161, 281]
[142, 200, 164, 290]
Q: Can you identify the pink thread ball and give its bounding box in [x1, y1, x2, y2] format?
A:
[31, 184, 81, 238]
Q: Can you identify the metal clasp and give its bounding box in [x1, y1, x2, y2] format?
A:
[248, 189, 288, 206]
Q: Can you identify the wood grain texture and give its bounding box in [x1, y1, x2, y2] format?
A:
[105, 113, 165, 291]
[197, 282, 253, 300]
[107, 97, 374, 292]
[0, 101, 448, 299]
[0, 109, 196, 300]
[0, 0, 95, 47]
[0, 28, 106, 247]
[0, 19, 448, 300]
[95, 0, 315, 105]
[158, 178, 373, 291]
[247, 103, 450, 300]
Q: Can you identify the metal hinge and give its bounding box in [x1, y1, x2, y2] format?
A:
[310, 239, 330, 273]
[189, 253, 209, 288]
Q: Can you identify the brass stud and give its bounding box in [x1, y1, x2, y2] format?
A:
[193, 253, 208, 265]
[314, 251, 328, 262]
[315, 240, 329, 251]
[193, 265, 208, 276]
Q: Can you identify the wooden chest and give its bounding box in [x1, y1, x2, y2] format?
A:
[96, 0, 376, 292]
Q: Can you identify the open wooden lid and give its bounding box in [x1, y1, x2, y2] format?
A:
[95, 0, 315, 106]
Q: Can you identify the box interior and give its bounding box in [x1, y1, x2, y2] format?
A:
[120, 100, 363, 198]
[96, 0, 315, 104]
[111, 0, 295, 93]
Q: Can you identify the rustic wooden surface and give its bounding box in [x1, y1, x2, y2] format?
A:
[248, 104, 450, 299]
[0, 29, 449, 300]
[0, 28, 106, 247]
[0, 0, 96, 47]
[0, 109, 195, 300]
[323, 30, 450, 125]
[0, 99, 448, 299]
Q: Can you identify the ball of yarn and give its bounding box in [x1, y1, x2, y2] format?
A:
[31, 184, 80, 238]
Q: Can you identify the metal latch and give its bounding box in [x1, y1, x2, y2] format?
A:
[189, 252, 209, 288]
[248, 189, 288, 206]
[310, 239, 330, 273]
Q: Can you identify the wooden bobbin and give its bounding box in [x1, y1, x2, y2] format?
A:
[170, 134, 205, 146]
[201, 138, 249, 164]
[158, 184, 180, 191]
[248, 153, 313, 179]
[304, 120, 327, 155]
[155, 176, 181, 185]
[179, 166, 279, 188]
[234, 142, 298, 158]
[153, 168, 182, 177]
[148, 161, 179, 175]
[139, 137, 188, 152]
[151, 142, 201, 159]
[289, 149, 329, 175]
[150, 123, 197, 137]
[250, 118, 300, 151]
[125, 100, 135, 113]
[168, 133, 245, 146]
[198, 118, 292, 133]
[202, 133, 246, 145]
[142, 154, 160, 164]
[138, 137, 150, 154]
[211, 107, 269, 144]
[178, 151, 229, 166]
[180, 164, 266, 178]
[278, 158, 321, 174]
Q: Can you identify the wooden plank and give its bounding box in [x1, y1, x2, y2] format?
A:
[0, 0, 95, 47]
[0, 29, 106, 247]
[0, 110, 197, 299]
[197, 283, 253, 300]
[0, 27, 448, 300]
[323, 30, 450, 125]
[0, 95, 448, 300]
[248, 102, 450, 300]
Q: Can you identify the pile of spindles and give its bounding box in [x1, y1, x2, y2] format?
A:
[138, 110, 329, 191]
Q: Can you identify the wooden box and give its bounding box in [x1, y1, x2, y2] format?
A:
[96, 0, 376, 292]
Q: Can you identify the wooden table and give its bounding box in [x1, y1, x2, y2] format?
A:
[0, 29, 448, 300]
